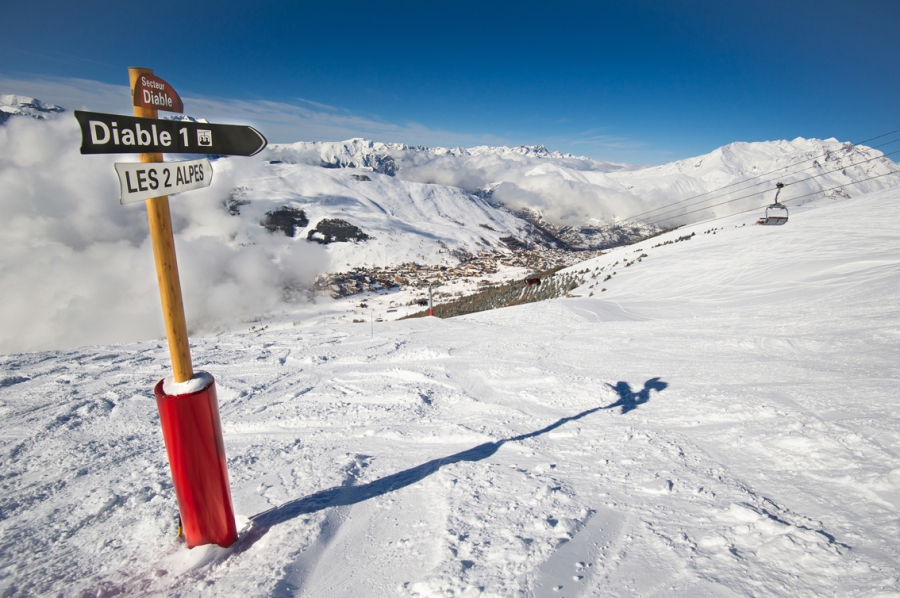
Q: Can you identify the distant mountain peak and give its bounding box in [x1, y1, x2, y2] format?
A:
[0, 95, 65, 124]
[266, 138, 619, 179]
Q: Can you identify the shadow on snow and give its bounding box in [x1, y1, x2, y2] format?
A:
[241, 377, 667, 548]
[604, 377, 667, 414]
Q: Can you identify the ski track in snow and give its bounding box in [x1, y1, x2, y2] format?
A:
[2, 190, 900, 596]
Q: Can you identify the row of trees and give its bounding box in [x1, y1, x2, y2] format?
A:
[402, 266, 585, 320]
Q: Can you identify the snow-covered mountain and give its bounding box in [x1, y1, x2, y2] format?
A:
[264, 135, 900, 247]
[2, 95, 900, 354]
[605, 137, 900, 224]
[265, 139, 651, 250]
[267, 138, 629, 176]
[3, 184, 899, 596]
[227, 160, 538, 269]
[0, 94, 64, 124]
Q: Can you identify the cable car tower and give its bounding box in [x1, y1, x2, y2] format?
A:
[757, 182, 789, 225]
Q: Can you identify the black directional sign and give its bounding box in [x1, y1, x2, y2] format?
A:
[74, 110, 267, 156]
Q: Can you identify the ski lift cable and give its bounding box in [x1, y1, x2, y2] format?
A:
[856, 126, 900, 146]
[648, 163, 900, 228]
[624, 126, 900, 221]
[871, 136, 900, 151]
[649, 169, 900, 228]
[652, 169, 899, 229]
[629, 135, 900, 222]
[642, 147, 900, 224]
[780, 146, 900, 190]
[627, 129, 900, 221]
[643, 147, 900, 225]
[644, 146, 900, 223]
[690, 170, 900, 228]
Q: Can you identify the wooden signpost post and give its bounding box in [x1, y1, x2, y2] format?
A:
[76, 67, 268, 549]
[128, 67, 195, 384]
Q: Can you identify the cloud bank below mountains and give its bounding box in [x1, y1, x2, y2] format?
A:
[394, 151, 639, 224]
[0, 115, 325, 354]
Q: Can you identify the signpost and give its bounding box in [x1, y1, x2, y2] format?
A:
[74, 111, 267, 156]
[76, 67, 267, 549]
[114, 158, 212, 204]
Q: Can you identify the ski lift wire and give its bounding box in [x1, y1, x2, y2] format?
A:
[643, 147, 900, 226]
[629, 137, 900, 221]
[624, 126, 900, 221]
[686, 171, 900, 229]
[649, 169, 900, 227]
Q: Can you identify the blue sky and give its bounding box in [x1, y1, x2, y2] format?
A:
[2, 0, 898, 164]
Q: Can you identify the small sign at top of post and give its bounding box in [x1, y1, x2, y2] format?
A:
[133, 72, 184, 113]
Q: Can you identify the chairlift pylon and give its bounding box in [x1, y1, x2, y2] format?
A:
[757, 182, 789, 225]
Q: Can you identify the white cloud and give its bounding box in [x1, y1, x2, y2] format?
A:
[0, 75, 131, 114]
[0, 115, 326, 354]
[0, 74, 508, 148]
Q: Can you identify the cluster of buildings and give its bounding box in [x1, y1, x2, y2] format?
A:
[314, 247, 604, 299]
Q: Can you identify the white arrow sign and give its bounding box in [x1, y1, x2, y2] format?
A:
[114, 158, 213, 204]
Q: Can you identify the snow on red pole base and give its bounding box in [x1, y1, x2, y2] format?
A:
[155, 372, 238, 549]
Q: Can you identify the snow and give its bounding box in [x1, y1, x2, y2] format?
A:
[162, 371, 214, 396]
[0, 95, 64, 122]
[605, 138, 900, 224]
[2, 186, 900, 596]
[266, 136, 900, 227]
[241, 160, 530, 269]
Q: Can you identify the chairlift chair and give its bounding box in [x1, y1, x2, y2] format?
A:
[757, 182, 789, 225]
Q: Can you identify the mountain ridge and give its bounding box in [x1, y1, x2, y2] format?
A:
[3, 94, 900, 351]
[0, 94, 65, 124]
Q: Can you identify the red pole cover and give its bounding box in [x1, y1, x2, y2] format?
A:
[155, 374, 238, 548]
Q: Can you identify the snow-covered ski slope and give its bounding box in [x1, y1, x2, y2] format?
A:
[2, 186, 899, 597]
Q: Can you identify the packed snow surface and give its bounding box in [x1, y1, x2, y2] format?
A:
[2, 187, 899, 596]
